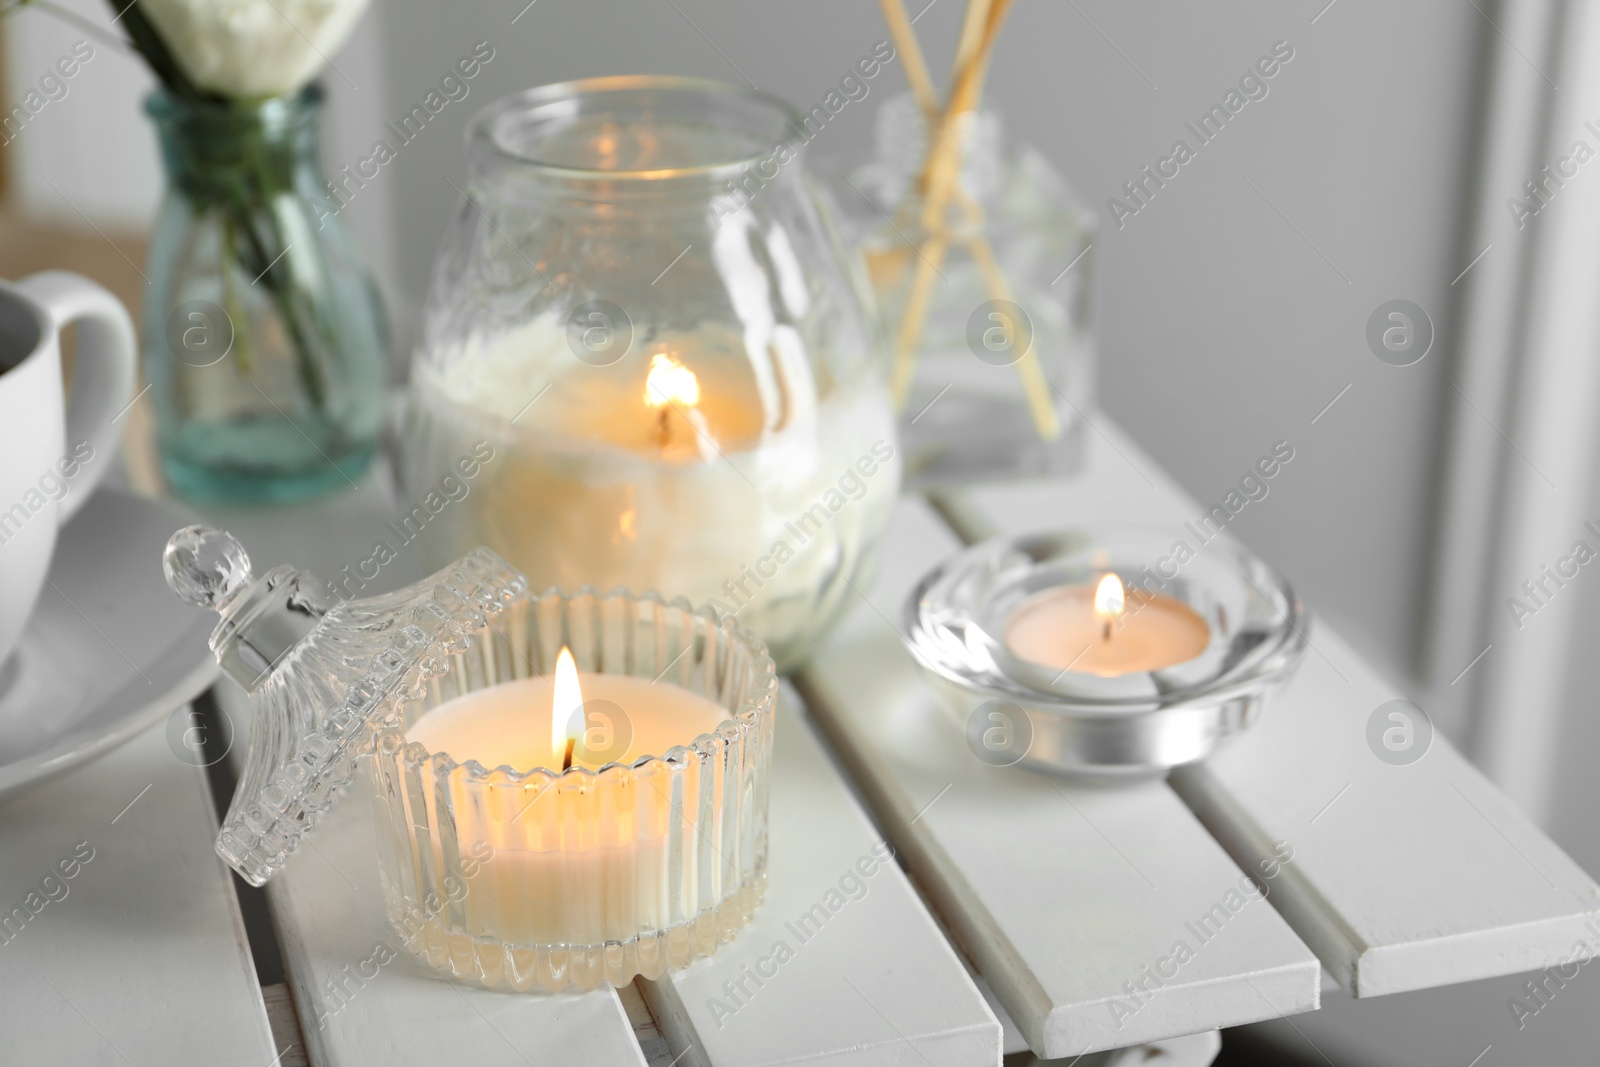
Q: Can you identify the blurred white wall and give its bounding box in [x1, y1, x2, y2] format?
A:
[4, 0, 160, 227]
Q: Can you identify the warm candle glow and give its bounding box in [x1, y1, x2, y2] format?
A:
[643, 353, 708, 454]
[1094, 573, 1126, 643]
[1006, 576, 1210, 676]
[397, 635, 751, 961]
[644, 353, 700, 409]
[552, 646, 584, 767]
[1094, 573, 1126, 620]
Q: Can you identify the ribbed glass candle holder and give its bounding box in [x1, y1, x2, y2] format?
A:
[368, 588, 777, 992]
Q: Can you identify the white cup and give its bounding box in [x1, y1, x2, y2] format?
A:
[0, 271, 136, 664]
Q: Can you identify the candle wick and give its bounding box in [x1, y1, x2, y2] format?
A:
[562, 736, 576, 772]
[1101, 619, 1112, 642]
[656, 406, 671, 448]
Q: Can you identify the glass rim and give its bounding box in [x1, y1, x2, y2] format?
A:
[384, 585, 780, 784]
[466, 75, 807, 183]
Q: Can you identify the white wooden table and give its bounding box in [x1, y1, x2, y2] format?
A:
[3, 413, 1596, 1066]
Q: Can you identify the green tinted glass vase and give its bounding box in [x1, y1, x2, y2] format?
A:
[144, 85, 387, 503]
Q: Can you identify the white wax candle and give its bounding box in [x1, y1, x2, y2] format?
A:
[400, 315, 899, 669]
[1004, 576, 1210, 676]
[408, 674, 728, 772]
[404, 669, 729, 946]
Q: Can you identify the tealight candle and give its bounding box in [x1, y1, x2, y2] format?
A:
[1004, 573, 1210, 676]
[905, 527, 1307, 775]
[402, 647, 731, 950]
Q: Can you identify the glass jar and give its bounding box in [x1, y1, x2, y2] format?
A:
[848, 92, 1096, 487]
[144, 86, 388, 503]
[161, 526, 777, 993]
[372, 586, 776, 992]
[401, 77, 900, 673]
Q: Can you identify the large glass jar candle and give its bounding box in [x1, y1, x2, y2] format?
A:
[401, 77, 900, 672]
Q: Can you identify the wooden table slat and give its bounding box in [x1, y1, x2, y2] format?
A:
[0, 717, 277, 1064]
[639, 687, 1001, 1067]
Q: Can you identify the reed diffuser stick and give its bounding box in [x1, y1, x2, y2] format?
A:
[918, 0, 1008, 232]
[885, 0, 1059, 441]
[876, 0, 1062, 435]
[891, 234, 952, 403]
[937, 0, 1060, 439]
[887, 0, 1005, 401]
[961, 202, 1062, 437]
[947, 0, 995, 111]
[877, 0, 939, 110]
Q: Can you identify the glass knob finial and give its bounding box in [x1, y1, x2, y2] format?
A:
[164, 525, 252, 610]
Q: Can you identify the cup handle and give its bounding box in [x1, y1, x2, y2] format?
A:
[15, 271, 137, 524]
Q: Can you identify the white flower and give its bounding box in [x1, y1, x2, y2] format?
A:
[139, 0, 371, 99]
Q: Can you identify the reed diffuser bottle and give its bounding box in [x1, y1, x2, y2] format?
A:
[853, 0, 1096, 486]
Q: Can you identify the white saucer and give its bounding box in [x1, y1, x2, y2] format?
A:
[0, 487, 217, 801]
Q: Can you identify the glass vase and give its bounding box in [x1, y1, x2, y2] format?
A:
[144, 86, 388, 504]
[848, 92, 1097, 487]
[400, 76, 900, 673]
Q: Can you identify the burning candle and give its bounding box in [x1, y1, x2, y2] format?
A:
[407, 78, 903, 677]
[644, 352, 715, 460]
[401, 646, 731, 947]
[408, 646, 729, 773]
[402, 318, 900, 673]
[904, 526, 1308, 775]
[1004, 572, 1210, 676]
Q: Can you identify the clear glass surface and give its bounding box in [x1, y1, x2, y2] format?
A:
[370, 588, 777, 992]
[162, 525, 776, 991]
[400, 77, 900, 673]
[903, 526, 1308, 775]
[846, 92, 1097, 487]
[144, 86, 388, 503]
[197, 542, 530, 887]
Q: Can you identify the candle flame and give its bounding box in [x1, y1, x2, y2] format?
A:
[1094, 573, 1126, 620]
[644, 353, 700, 409]
[552, 646, 585, 764]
